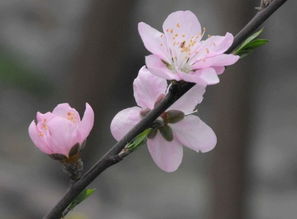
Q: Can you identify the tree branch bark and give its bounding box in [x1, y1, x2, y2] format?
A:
[44, 0, 288, 218]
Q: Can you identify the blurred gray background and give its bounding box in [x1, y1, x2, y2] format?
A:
[0, 0, 295, 218]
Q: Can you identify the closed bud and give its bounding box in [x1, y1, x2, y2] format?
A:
[29, 103, 94, 182]
[164, 110, 185, 123]
[159, 124, 173, 141]
[28, 103, 94, 157]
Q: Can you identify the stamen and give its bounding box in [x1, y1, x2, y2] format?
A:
[180, 41, 186, 48]
[42, 123, 48, 130]
[201, 27, 206, 38]
[67, 112, 76, 122]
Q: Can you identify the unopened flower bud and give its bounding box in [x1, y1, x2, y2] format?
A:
[28, 103, 94, 159]
[159, 124, 173, 141]
[163, 110, 185, 124]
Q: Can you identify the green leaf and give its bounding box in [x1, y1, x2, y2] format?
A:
[148, 128, 158, 139]
[243, 39, 269, 49]
[233, 29, 268, 57]
[234, 29, 264, 52]
[66, 188, 96, 213]
[127, 128, 152, 151]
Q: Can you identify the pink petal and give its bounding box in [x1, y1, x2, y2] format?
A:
[172, 115, 217, 153]
[203, 32, 234, 55]
[163, 11, 202, 38]
[28, 121, 52, 154]
[177, 71, 206, 85]
[133, 66, 167, 109]
[110, 106, 142, 141]
[78, 103, 95, 143]
[52, 103, 81, 122]
[162, 11, 202, 59]
[178, 68, 219, 85]
[147, 132, 183, 172]
[169, 84, 205, 114]
[52, 103, 71, 116]
[46, 117, 80, 156]
[36, 112, 53, 123]
[213, 66, 225, 75]
[193, 54, 239, 69]
[138, 22, 171, 63]
[199, 68, 220, 85]
[145, 55, 180, 80]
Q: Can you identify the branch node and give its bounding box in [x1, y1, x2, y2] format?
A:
[256, 0, 274, 10]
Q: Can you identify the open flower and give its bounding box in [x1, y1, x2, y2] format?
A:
[138, 10, 239, 85]
[110, 67, 216, 172]
[28, 103, 94, 158]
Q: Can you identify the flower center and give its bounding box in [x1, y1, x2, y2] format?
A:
[147, 110, 185, 142]
[164, 26, 206, 74]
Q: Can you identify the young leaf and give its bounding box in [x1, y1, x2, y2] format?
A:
[233, 29, 268, 57]
[127, 128, 152, 151]
[234, 29, 264, 52]
[244, 39, 268, 48]
[65, 188, 96, 214]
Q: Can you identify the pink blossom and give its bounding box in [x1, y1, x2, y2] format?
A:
[28, 103, 94, 157]
[138, 10, 239, 85]
[110, 67, 216, 172]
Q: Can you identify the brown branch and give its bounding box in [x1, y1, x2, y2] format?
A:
[43, 0, 288, 218]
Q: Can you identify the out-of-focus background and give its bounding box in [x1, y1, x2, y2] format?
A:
[0, 0, 295, 218]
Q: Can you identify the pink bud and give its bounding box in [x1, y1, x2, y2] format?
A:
[28, 103, 94, 157]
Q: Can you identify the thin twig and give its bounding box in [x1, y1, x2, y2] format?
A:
[44, 0, 287, 218]
[227, 0, 287, 53]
